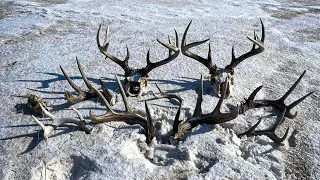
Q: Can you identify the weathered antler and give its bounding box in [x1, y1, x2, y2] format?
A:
[238, 109, 289, 144]
[97, 24, 180, 96]
[240, 70, 314, 119]
[60, 57, 115, 105]
[89, 75, 155, 144]
[170, 75, 239, 144]
[31, 104, 93, 140]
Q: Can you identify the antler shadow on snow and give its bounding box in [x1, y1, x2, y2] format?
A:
[0, 123, 93, 154]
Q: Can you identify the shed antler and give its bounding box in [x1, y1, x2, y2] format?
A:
[181, 19, 265, 98]
[240, 70, 314, 119]
[170, 75, 239, 144]
[89, 75, 155, 144]
[97, 24, 180, 96]
[31, 104, 93, 140]
[238, 109, 289, 144]
[60, 57, 115, 105]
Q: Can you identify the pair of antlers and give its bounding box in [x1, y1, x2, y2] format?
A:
[181, 18, 265, 73]
[152, 71, 312, 145]
[97, 25, 180, 77]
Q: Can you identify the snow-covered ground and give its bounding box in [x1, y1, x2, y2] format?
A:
[0, 0, 319, 179]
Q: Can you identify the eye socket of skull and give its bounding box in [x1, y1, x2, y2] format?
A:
[128, 81, 141, 95]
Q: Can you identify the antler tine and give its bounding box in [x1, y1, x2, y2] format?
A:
[91, 86, 115, 115]
[192, 75, 203, 117]
[212, 77, 228, 114]
[140, 30, 180, 76]
[181, 21, 215, 74]
[60, 65, 86, 103]
[145, 101, 155, 143]
[99, 79, 116, 106]
[76, 57, 94, 90]
[115, 75, 132, 113]
[237, 116, 262, 138]
[38, 103, 55, 119]
[151, 83, 184, 106]
[238, 109, 289, 144]
[168, 35, 172, 56]
[31, 115, 51, 140]
[227, 18, 265, 70]
[287, 91, 314, 113]
[97, 24, 132, 76]
[279, 70, 305, 103]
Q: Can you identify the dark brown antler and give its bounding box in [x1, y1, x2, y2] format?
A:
[171, 75, 239, 143]
[150, 83, 184, 136]
[60, 57, 115, 105]
[237, 109, 289, 144]
[182, 19, 265, 72]
[89, 75, 155, 144]
[181, 21, 217, 74]
[97, 24, 180, 77]
[226, 18, 265, 70]
[240, 70, 314, 119]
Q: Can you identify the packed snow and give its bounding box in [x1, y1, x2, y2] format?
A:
[0, 0, 319, 179]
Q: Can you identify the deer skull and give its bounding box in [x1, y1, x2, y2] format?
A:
[181, 19, 265, 99]
[124, 73, 148, 97]
[97, 24, 179, 97]
[211, 68, 234, 98]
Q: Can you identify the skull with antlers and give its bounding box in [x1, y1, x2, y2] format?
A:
[181, 18, 265, 98]
[97, 24, 180, 97]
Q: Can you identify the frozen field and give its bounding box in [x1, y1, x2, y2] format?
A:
[0, 0, 319, 179]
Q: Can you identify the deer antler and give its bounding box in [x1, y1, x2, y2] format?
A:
[31, 104, 93, 140]
[226, 18, 265, 70]
[60, 57, 115, 105]
[240, 70, 314, 119]
[238, 109, 289, 144]
[170, 75, 239, 144]
[89, 75, 155, 144]
[181, 19, 265, 72]
[97, 24, 180, 77]
[181, 21, 217, 74]
[149, 83, 185, 136]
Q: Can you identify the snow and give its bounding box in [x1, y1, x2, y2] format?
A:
[0, 0, 319, 179]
